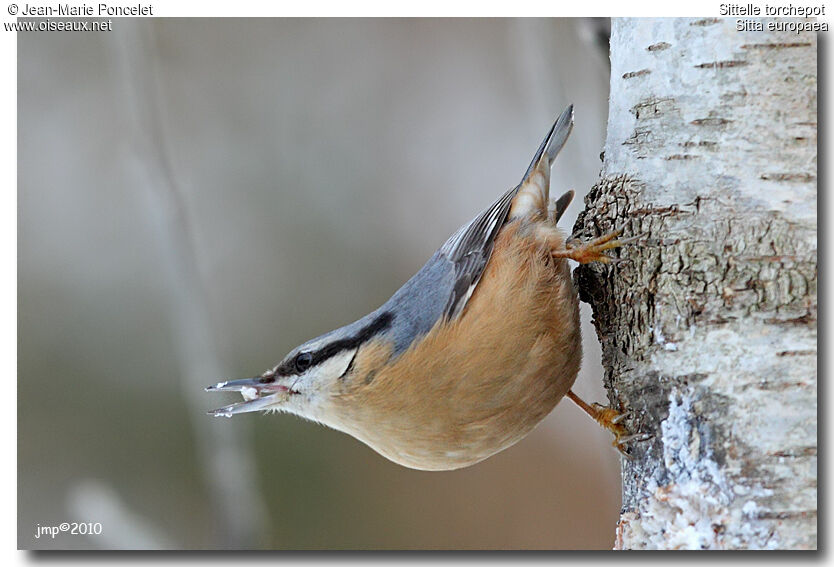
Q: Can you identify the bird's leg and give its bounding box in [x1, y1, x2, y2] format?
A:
[551, 227, 628, 264]
[565, 390, 650, 457]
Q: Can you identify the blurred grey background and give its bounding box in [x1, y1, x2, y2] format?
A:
[19, 18, 617, 549]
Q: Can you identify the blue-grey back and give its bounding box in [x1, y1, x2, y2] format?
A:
[290, 105, 574, 361]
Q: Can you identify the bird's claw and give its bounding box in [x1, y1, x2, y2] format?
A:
[589, 403, 651, 458]
[610, 410, 630, 425]
[616, 432, 654, 446]
[555, 226, 635, 265]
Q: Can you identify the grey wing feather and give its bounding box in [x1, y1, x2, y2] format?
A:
[519, 104, 574, 185]
[440, 187, 518, 319]
[439, 104, 574, 320]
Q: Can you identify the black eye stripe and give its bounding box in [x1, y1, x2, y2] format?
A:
[276, 312, 393, 376]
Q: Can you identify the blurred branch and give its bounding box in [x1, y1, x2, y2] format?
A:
[67, 480, 175, 550]
[110, 21, 269, 549]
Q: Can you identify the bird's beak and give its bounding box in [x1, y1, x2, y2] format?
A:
[205, 376, 291, 417]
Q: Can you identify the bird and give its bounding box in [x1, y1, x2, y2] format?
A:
[206, 105, 641, 471]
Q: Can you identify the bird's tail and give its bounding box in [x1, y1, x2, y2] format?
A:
[509, 104, 574, 221]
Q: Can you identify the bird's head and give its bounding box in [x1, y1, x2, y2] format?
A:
[206, 311, 394, 421]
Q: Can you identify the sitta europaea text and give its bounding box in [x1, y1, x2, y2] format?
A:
[207, 105, 639, 471]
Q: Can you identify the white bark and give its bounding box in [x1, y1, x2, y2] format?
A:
[573, 18, 817, 550]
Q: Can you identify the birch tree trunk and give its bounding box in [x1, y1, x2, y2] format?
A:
[573, 18, 817, 550]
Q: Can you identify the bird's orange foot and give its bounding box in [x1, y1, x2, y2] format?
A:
[565, 390, 651, 458]
[591, 404, 652, 458]
[553, 227, 629, 264]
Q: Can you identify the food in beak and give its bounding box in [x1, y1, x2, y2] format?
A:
[205, 378, 291, 417]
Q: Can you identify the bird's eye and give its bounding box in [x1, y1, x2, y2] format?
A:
[294, 352, 313, 373]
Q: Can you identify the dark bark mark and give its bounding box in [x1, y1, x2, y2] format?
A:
[691, 117, 733, 127]
[733, 254, 800, 263]
[690, 18, 721, 26]
[631, 97, 677, 119]
[623, 128, 651, 148]
[646, 42, 671, 52]
[764, 313, 816, 325]
[623, 69, 651, 79]
[681, 140, 717, 148]
[741, 43, 812, 49]
[748, 380, 812, 391]
[755, 510, 817, 520]
[628, 205, 688, 218]
[775, 350, 816, 357]
[760, 172, 816, 182]
[695, 60, 749, 69]
[768, 446, 817, 458]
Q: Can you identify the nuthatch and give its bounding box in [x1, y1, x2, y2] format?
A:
[207, 105, 638, 471]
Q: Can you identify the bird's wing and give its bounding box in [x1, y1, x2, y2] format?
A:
[439, 186, 518, 320]
[439, 105, 574, 320]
